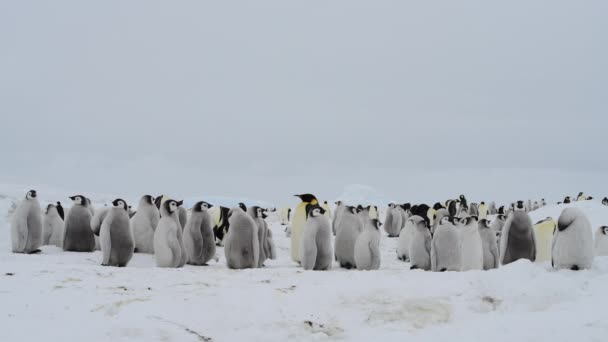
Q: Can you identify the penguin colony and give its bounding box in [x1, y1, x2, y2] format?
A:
[8, 190, 607, 272]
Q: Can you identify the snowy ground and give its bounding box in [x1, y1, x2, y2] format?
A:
[1, 193, 608, 341]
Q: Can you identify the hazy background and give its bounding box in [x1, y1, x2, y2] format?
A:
[1, 1, 606, 206]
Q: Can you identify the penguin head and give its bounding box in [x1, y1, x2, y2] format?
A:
[433, 202, 443, 210]
[439, 217, 451, 226]
[478, 219, 490, 229]
[295, 194, 318, 205]
[388, 203, 396, 209]
[480, 201, 485, 205]
[335, 201, 343, 206]
[238, 203, 247, 212]
[515, 201, 525, 211]
[154, 195, 163, 209]
[69, 195, 86, 205]
[194, 201, 213, 212]
[176, 200, 184, 207]
[163, 200, 179, 214]
[460, 216, 477, 226]
[400, 203, 412, 211]
[112, 199, 128, 211]
[141, 195, 154, 205]
[25, 190, 37, 200]
[261, 208, 269, 219]
[346, 206, 359, 215]
[578, 192, 584, 197]
[307, 205, 326, 218]
[497, 214, 506, 221]
[371, 219, 382, 230]
[459, 195, 466, 200]
[601, 226, 608, 235]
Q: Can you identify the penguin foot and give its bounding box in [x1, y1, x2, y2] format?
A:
[133, 248, 139, 253]
[571, 265, 580, 271]
[440, 268, 447, 272]
[341, 262, 353, 270]
[27, 249, 42, 254]
[410, 265, 419, 270]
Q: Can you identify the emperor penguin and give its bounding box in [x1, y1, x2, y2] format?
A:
[552, 208, 594, 270]
[408, 216, 432, 270]
[492, 214, 507, 246]
[478, 219, 499, 270]
[398, 204, 411, 231]
[478, 202, 488, 220]
[563, 196, 572, 204]
[384, 204, 403, 238]
[177, 200, 188, 230]
[90, 207, 110, 237]
[300, 205, 332, 271]
[602, 198, 608, 206]
[594, 226, 608, 257]
[488, 201, 497, 215]
[335, 206, 363, 269]
[248, 206, 268, 267]
[397, 215, 417, 262]
[153, 200, 186, 268]
[43, 202, 64, 248]
[131, 195, 160, 254]
[498, 206, 506, 215]
[321, 201, 332, 218]
[459, 216, 484, 271]
[183, 201, 216, 266]
[332, 201, 345, 235]
[500, 202, 536, 265]
[369, 205, 379, 220]
[354, 218, 381, 271]
[99, 199, 134, 267]
[63, 195, 96, 252]
[411, 204, 431, 228]
[533, 217, 556, 263]
[224, 206, 260, 269]
[11, 190, 43, 254]
[459, 195, 468, 211]
[576, 192, 586, 201]
[431, 208, 449, 235]
[291, 194, 318, 264]
[447, 200, 460, 217]
[431, 217, 461, 272]
[279, 207, 291, 225]
[468, 203, 479, 217]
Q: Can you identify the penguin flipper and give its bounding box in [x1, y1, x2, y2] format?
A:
[168, 229, 182, 267]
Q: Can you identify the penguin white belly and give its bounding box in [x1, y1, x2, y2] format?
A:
[100, 219, 112, 265]
[534, 221, 555, 262]
[154, 219, 181, 268]
[460, 231, 483, 271]
[291, 205, 306, 263]
[48, 219, 64, 248]
[354, 231, 380, 270]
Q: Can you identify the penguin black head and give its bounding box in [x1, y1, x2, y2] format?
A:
[324, 201, 328, 205]
[564, 196, 571, 203]
[193, 201, 213, 212]
[602, 197, 608, 205]
[448, 216, 460, 225]
[142, 195, 154, 205]
[371, 219, 382, 230]
[163, 200, 179, 214]
[460, 216, 477, 226]
[26, 190, 37, 200]
[346, 206, 359, 215]
[357, 205, 364, 211]
[587, 196, 593, 200]
[307, 205, 326, 218]
[578, 192, 584, 197]
[238, 203, 247, 212]
[480, 201, 485, 205]
[112, 199, 128, 211]
[154, 195, 163, 209]
[176, 200, 184, 207]
[335, 200, 343, 206]
[497, 214, 506, 221]
[69, 195, 86, 206]
[250, 206, 261, 218]
[433, 202, 443, 210]
[498, 206, 505, 215]
[401, 203, 412, 211]
[388, 203, 396, 209]
[295, 194, 318, 205]
[261, 208, 268, 219]
[516, 201, 525, 210]
[478, 219, 490, 229]
[601, 226, 608, 235]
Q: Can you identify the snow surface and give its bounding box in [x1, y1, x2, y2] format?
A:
[2, 192, 608, 341]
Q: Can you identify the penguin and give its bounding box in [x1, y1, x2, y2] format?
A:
[153, 200, 186, 268]
[552, 208, 594, 270]
[99, 199, 134, 267]
[478, 202, 488, 220]
[335, 206, 363, 269]
[279, 207, 290, 225]
[533, 217, 556, 263]
[85, 197, 95, 217]
[248, 206, 268, 267]
[332, 201, 345, 235]
[183, 201, 216, 266]
[430, 217, 461, 272]
[397, 216, 417, 262]
[532, 201, 540, 211]
[369, 205, 379, 220]
[291, 194, 318, 263]
[131, 195, 160, 254]
[63, 195, 96, 252]
[410, 204, 431, 228]
[408, 216, 432, 270]
[541, 199, 547, 207]
[11, 190, 43, 254]
[602, 198, 608, 206]
[500, 203, 536, 265]
[459, 216, 484, 271]
[459, 195, 468, 211]
[398, 204, 410, 231]
[576, 192, 586, 201]
[177, 200, 188, 230]
[299, 205, 332, 271]
[498, 206, 506, 215]
[354, 218, 381, 271]
[492, 214, 507, 247]
[321, 201, 332, 218]
[594, 226, 608, 257]
[488, 201, 497, 215]
[384, 204, 402, 238]
[431, 208, 449, 235]
[563, 196, 572, 204]
[447, 200, 460, 217]
[43, 202, 64, 248]
[468, 203, 479, 217]
[478, 219, 499, 270]
[154, 195, 164, 210]
[224, 206, 260, 269]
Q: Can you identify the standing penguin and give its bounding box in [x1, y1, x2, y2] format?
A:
[492, 214, 507, 246]
[408, 216, 432, 271]
[563, 196, 572, 204]
[398, 204, 411, 231]
[279, 207, 291, 225]
[131, 195, 160, 254]
[447, 200, 460, 217]
[533, 217, 556, 262]
[43, 202, 64, 248]
[248, 206, 268, 267]
[552, 208, 594, 270]
[478, 219, 499, 270]
[177, 200, 188, 230]
[594, 226, 608, 257]
[431, 217, 461, 272]
[98, 199, 134, 267]
[459, 216, 484, 271]
[488, 201, 497, 215]
[332, 201, 346, 235]
[183, 201, 216, 266]
[154, 200, 186, 268]
[11, 190, 43, 254]
[354, 218, 381, 271]
[576, 192, 586, 201]
[335, 206, 363, 269]
[468, 203, 479, 217]
[321, 201, 332, 218]
[602, 198, 608, 206]
[478, 202, 488, 220]
[384, 204, 403, 238]
[300, 205, 333, 271]
[63, 195, 96, 252]
[291, 194, 318, 264]
[224, 206, 259, 269]
[211, 206, 231, 246]
[369, 206, 379, 220]
[397, 216, 417, 262]
[261, 209, 277, 261]
[431, 208, 449, 235]
[500, 202, 536, 265]
[459, 195, 468, 211]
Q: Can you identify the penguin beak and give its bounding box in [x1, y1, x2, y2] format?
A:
[69, 196, 76, 200]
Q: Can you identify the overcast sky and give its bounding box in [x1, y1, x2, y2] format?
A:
[1, 1, 606, 206]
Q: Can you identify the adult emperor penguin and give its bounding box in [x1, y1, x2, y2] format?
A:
[224, 206, 260, 269]
[248, 206, 268, 267]
[602, 198, 608, 206]
[354, 218, 381, 271]
[131, 195, 160, 254]
[533, 217, 556, 263]
[478, 219, 499, 270]
[335, 206, 363, 269]
[459, 195, 468, 211]
[431, 217, 461, 272]
[300, 205, 332, 271]
[291, 194, 318, 264]
[576, 192, 586, 201]
[98, 199, 134, 267]
[384, 203, 403, 238]
[63, 195, 96, 252]
[552, 208, 594, 270]
[211, 206, 231, 246]
[409, 216, 432, 270]
[154, 200, 186, 268]
[500, 202, 536, 265]
[594, 226, 608, 257]
[459, 216, 483, 271]
[11, 190, 43, 254]
[183, 201, 216, 266]
[447, 199, 460, 217]
[43, 202, 64, 248]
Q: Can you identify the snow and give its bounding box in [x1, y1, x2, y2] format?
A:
[1, 191, 608, 341]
